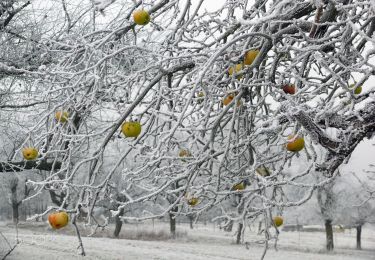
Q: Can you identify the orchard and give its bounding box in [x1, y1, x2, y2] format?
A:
[0, 0, 375, 259]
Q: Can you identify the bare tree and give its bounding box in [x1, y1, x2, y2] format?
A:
[6, 175, 33, 225]
[339, 172, 375, 250]
[0, 1, 375, 258]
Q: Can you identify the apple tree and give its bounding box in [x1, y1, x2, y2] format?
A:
[1, 0, 375, 258]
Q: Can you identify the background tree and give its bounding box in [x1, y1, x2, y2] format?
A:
[338, 172, 375, 250]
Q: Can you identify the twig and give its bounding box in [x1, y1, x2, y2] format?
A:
[1, 244, 17, 260]
[72, 215, 86, 256]
[309, 6, 324, 38]
[0, 231, 17, 260]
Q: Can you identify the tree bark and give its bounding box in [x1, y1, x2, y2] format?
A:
[188, 215, 194, 229]
[112, 193, 127, 238]
[325, 219, 334, 251]
[224, 220, 233, 232]
[169, 207, 178, 238]
[236, 222, 243, 244]
[11, 203, 19, 225]
[356, 225, 362, 250]
[113, 207, 125, 238]
[10, 179, 19, 225]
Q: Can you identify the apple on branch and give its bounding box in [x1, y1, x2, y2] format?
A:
[133, 9, 150, 26]
[22, 147, 39, 160]
[286, 135, 305, 152]
[121, 121, 142, 138]
[48, 211, 69, 229]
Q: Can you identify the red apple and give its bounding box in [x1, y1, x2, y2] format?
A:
[48, 211, 69, 229]
[282, 84, 296, 95]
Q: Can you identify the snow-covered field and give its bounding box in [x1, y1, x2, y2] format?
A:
[1, 221, 374, 260]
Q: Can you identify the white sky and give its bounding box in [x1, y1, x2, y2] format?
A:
[342, 139, 375, 176]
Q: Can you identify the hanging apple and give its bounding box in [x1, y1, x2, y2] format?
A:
[273, 216, 284, 227]
[244, 49, 260, 66]
[349, 83, 362, 95]
[187, 197, 199, 206]
[196, 91, 204, 104]
[232, 182, 245, 191]
[223, 93, 235, 106]
[48, 211, 69, 229]
[179, 149, 192, 158]
[121, 121, 142, 138]
[282, 84, 296, 95]
[222, 93, 242, 107]
[22, 147, 39, 160]
[228, 64, 243, 79]
[55, 111, 69, 123]
[286, 135, 305, 152]
[133, 9, 150, 25]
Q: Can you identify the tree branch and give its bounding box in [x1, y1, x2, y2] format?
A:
[0, 160, 62, 172]
[0, 1, 30, 29]
[0, 101, 46, 109]
[292, 109, 340, 151]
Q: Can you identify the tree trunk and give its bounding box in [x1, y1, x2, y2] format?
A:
[12, 203, 19, 225]
[325, 219, 334, 251]
[356, 225, 362, 250]
[257, 221, 262, 234]
[188, 215, 194, 229]
[169, 209, 177, 238]
[236, 222, 243, 244]
[113, 207, 125, 238]
[224, 220, 233, 232]
[10, 178, 19, 225]
[112, 192, 127, 238]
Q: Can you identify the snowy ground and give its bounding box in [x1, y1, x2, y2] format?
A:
[1, 221, 374, 260]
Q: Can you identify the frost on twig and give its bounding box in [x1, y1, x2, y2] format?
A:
[92, 0, 116, 14]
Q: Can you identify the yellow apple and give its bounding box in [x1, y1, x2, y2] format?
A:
[349, 84, 362, 95]
[232, 182, 245, 191]
[223, 93, 235, 106]
[286, 135, 305, 152]
[196, 91, 205, 104]
[244, 49, 259, 66]
[48, 211, 69, 229]
[187, 197, 199, 206]
[133, 9, 150, 25]
[222, 93, 242, 107]
[273, 216, 284, 227]
[121, 121, 142, 138]
[55, 111, 69, 123]
[22, 147, 38, 160]
[228, 64, 243, 79]
[179, 149, 192, 158]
